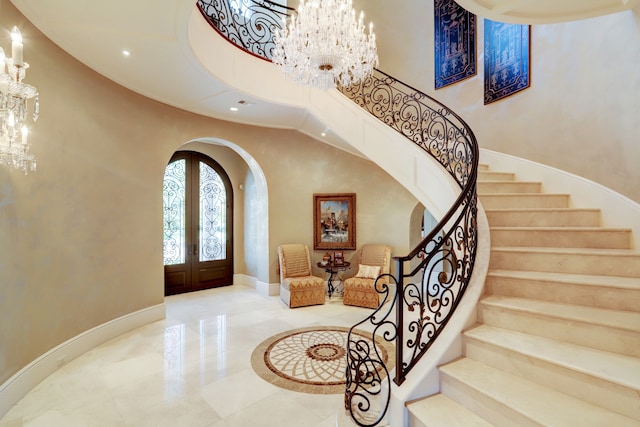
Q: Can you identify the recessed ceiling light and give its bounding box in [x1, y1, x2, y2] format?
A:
[230, 107, 239, 112]
[122, 50, 131, 57]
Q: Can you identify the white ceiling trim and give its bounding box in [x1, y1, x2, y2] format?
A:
[455, 0, 638, 24]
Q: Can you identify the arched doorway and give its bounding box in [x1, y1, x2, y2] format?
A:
[163, 150, 234, 295]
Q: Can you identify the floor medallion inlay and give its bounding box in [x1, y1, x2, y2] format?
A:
[251, 326, 394, 394]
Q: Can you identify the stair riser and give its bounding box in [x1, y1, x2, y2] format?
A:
[407, 414, 427, 427]
[490, 250, 640, 277]
[439, 371, 540, 427]
[480, 195, 569, 209]
[406, 395, 494, 427]
[478, 172, 515, 181]
[478, 304, 640, 357]
[478, 182, 541, 194]
[486, 275, 640, 312]
[463, 337, 640, 421]
[485, 210, 601, 227]
[490, 229, 631, 249]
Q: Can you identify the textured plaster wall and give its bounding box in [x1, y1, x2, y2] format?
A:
[358, 0, 640, 202]
[0, 1, 418, 386]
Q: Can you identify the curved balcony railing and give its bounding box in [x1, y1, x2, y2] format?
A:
[197, 1, 478, 425]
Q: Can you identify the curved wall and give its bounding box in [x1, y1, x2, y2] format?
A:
[0, 1, 420, 414]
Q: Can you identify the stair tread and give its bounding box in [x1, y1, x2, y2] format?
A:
[479, 192, 567, 196]
[465, 324, 640, 389]
[407, 394, 494, 427]
[478, 172, 514, 178]
[481, 295, 640, 332]
[490, 226, 630, 232]
[478, 179, 542, 185]
[485, 207, 599, 212]
[492, 246, 640, 256]
[488, 269, 640, 289]
[441, 358, 639, 426]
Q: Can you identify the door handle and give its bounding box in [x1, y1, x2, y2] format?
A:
[193, 243, 198, 256]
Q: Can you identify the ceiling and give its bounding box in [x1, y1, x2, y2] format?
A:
[8, 0, 638, 151]
[456, 0, 637, 24]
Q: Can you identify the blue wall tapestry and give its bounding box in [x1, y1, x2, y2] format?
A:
[434, 0, 476, 89]
[484, 20, 530, 104]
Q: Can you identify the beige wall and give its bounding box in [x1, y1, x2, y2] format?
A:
[0, 1, 418, 385]
[4, 0, 637, 394]
[359, 0, 640, 202]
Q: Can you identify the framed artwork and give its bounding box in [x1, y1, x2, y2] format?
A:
[484, 20, 531, 104]
[434, 0, 477, 89]
[333, 250, 345, 265]
[313, 193, 356, 250]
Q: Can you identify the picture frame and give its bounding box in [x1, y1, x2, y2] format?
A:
[484, 20, 531, 104]
[313, 193, 356, 250]
[333, 250, 344, 265]
[434, 0, 477, 89]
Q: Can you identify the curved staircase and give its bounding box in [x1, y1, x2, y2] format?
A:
[407, 163, 640, 426]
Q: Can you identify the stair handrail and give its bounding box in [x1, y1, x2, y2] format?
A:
[196, 1, 479, 425]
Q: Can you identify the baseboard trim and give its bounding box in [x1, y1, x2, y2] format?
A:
[0, 303, 166, 419]
[233, 273, 256, 288]
[256, 280, 280, 296]
[235, 273, 279, 296]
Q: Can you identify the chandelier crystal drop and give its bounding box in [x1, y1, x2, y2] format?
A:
[272, 0, 378, 90]
[0, 26, 39, 174]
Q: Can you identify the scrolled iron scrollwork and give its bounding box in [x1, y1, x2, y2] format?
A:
[338, 70, 475, 188]
[339, 70, 478, 393]
[345, 274, 397, 427]
[197, 0, 291, 59]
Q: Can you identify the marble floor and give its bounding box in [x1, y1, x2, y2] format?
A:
[0, 284, 374, 427]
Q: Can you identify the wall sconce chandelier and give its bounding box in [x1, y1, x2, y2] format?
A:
[0, 26, 39, 174]
[272, 0, 378, 90]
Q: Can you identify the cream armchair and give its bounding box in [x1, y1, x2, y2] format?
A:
[343, 244, 392, 309]
[278, 244, 326, 308]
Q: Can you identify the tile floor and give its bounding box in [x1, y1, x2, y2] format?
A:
[0, 284, 374, 427]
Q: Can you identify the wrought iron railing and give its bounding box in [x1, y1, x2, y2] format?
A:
[339, 71, 478, 425]
[197, 0, 292, 59]
[196, 1, 478, 425]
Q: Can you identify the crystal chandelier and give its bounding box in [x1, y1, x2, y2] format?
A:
[0, 26, 39, 174]
[272, 0, 378, 90]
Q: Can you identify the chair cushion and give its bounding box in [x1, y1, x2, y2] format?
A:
[281, 275, 325, 292]
[360, 244, 389, 267]
[280, 244, 310, 277]
[356, 264, 381, 279]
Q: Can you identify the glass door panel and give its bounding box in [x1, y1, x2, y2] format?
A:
[199, 161, 226, 262]
[163, 159, 186, 265]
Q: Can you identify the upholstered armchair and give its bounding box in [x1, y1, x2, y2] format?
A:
[343, 244, 392, 309]
[278, 244, 326, 308]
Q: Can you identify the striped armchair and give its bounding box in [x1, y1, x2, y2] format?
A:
[278, 244, 326, 308]
[343, 244, 391, 309]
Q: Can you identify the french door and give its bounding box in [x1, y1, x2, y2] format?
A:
[163, 151, 233, 296]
